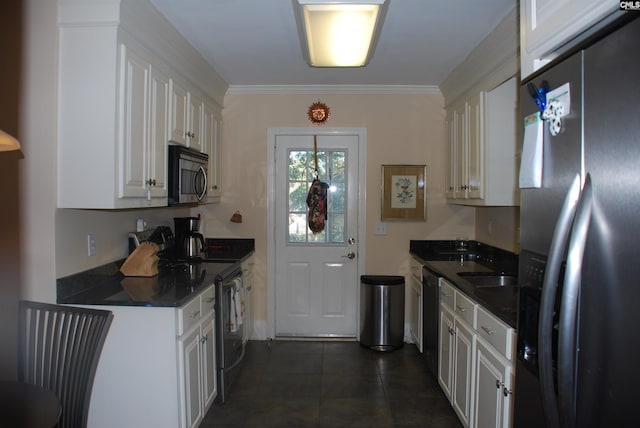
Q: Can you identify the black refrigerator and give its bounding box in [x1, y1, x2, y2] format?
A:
[514, 14, 640, 428]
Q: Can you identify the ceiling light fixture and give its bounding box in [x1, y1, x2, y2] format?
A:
[0, 129, 21, 152]
[293, 0, 389, 67]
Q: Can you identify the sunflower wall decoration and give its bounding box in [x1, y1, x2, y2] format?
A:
[307, 101, 330, 125]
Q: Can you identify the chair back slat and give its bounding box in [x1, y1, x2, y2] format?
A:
[19, 301, 113, 428]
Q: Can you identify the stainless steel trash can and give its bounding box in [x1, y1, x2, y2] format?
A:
[359, 275, 405, 351]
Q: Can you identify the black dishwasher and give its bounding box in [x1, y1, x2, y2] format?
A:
[422, 267, 440, 378]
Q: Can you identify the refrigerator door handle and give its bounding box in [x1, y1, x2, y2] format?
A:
[538, 173, 582, 428]
[558, 174, 593, 428]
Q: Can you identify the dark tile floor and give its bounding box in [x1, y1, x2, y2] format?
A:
[201, 340, 463, 428]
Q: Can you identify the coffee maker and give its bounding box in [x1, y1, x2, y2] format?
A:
[173, 217, 205, 260]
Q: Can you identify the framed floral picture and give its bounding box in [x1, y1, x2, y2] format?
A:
[381, 165, 427, 221]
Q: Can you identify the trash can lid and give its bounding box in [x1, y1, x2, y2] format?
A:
[360, 275, 405, 285]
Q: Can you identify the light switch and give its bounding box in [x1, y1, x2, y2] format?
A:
[374, 222, 387, 235]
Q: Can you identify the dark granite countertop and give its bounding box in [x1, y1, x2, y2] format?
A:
[410, 240, 518, 328]
[58, 238, 254, 308]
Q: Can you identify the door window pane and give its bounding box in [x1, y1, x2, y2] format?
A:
[287, 149, 346, 244]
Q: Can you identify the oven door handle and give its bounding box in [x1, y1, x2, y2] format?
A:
[539, 174, 581, 428]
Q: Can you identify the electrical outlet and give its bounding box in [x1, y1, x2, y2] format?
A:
[374, 222, 387, 235]
[87, 234, 96, 256]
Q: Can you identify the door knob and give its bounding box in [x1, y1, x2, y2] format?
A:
[342, 251, 356, 259]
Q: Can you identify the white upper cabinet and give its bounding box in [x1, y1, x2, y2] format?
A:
[57, 0, 227, 209]
[520, 0, 619, 78]
[169, 80, 204, 152]
[202, 102, 222, 202]
[446, 78, 518, 206]
[440, 8, 519, 207]
[148, 65, 170, 199]
[119, 45, 169, 203]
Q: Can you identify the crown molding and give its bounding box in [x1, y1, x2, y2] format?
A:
[226, 84, 441, 95]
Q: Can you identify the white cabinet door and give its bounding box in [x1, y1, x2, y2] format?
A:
[474, 337, 514, 428]
[453, 319, 475, 428]
[445, 110, 457, 199]
[179, 325, 203, 428]
[454, 102, 467, 199]
[203, 102, 222, 202]
[170, 80, 189, 146]
[119, 46, 168, 206]
[201, 312, 217, 411]
[170, 79, 204, 150]
[466, 91, 484, 200]
[520, 0, 618, 77]
[446, 78, 518, 207]
[119, 47, 149, 199]
[438, 305, 455, 402]
[148, 65, 169, 199]
[188, 93, 203, 152]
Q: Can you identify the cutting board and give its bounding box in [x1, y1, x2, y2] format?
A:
[120, 242, 159, 277]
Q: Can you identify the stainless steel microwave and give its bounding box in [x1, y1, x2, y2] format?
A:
[168, 145, 208, 206]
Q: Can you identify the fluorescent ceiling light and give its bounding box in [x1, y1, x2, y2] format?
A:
[0, 129, 21, 152]
[293, 0, 388, 67]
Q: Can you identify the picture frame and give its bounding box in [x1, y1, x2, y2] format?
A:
[381, 165, 427, 221]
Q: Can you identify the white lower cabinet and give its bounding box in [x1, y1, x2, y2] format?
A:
[473, 306, 515, 428]
[178, 287, 217, 428]
[85, 285, 216, 428]
[438, 279, 515, 428]
[474, 337, 514, 428]
[453, 315, 475, 427]
[439, 280, 476, 428]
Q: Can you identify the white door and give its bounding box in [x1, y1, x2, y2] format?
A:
[272, 131, 362, 337]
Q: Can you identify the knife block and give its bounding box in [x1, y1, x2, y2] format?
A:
[120, 242, 159, 277]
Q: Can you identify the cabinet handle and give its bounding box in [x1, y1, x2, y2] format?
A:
[212, 185, 218, 189]
[456, 305, 466, 313]
[503, 386, 512, 397]
[448, 327, 455, 336]
[200, 335, 208, 344]
[481, 325, 496, 335]
[496, 380, 501, 389]
[146, 179, 156, 186]
[190, 310, 200, 318]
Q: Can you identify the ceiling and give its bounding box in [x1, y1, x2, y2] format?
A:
[149, 0, 517, 88]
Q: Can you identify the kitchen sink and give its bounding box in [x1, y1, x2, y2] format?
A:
[457, 272, 518, 287]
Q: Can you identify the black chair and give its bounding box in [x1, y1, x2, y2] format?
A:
[18, 300, 114, 428]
